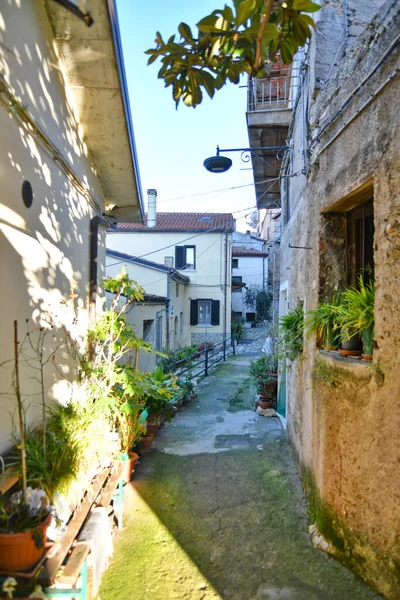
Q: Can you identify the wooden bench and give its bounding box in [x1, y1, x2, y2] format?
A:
[0, 460, 123, 600]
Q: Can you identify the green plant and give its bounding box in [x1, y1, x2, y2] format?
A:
[146, 0, 319, 108]
[158, 344, 198, 373]
[305, 294, 342, 349]
[279, 305, 304, 361]
[244, 284, 273, 322]
[231, 318, 244, 342]
[0, 488, 48, 535]
[339, 277, 375, 354]
[249, 355, 277, 394]
[177, 376, 195, 403]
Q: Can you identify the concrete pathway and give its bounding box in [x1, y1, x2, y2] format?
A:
[98, 354, 379, 600]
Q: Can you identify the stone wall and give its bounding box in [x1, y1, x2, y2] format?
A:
[191, 332, 226, 346]
[279, 1, 400, 596]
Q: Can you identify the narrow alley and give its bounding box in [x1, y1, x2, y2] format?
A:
[99, 344, 378, 600]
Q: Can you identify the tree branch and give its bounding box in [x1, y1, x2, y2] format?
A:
[255, 0, 274, 73]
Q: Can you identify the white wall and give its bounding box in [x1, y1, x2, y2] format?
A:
[107, 230, 232, 342]
[232, 255, 266, 318]
[0, 1, 107, 453]
[105, 255, 191, 350]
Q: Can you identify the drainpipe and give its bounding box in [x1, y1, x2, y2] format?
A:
[263, 254, 266, 291]
[89, 215, 109, 324]
[223, 232, 229, 342]
[166, 272, 171, 349]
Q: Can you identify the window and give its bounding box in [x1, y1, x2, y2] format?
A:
[176, 283, 179, 297]
[190, 299, 220, 326]
[346, 199, 374, 286]
[180, 311, 183, 333]
[232, 258, 239, 270]
[175, 245, 196, 270]
[143, 319, 155, 342]
[198, 300, 212, 324]
[232, 275, 243, 293]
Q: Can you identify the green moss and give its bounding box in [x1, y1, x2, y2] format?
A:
[312, 359, 361, 387]
[227, 378, 255, 412]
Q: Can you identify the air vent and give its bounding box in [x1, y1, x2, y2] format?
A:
[22, 180, 33, 208]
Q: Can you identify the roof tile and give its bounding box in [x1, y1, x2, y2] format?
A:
[112, 212, 234, 232]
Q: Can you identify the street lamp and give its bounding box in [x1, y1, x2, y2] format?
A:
[203, 145, 289, 173]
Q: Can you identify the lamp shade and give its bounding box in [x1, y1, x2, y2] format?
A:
[203, 155, 232, 173]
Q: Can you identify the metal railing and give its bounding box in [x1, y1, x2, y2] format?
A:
[247, 66, 300, 112]
[170, 337, 236, 381]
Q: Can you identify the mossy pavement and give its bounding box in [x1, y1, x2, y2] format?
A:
[98, 354, 379, 600]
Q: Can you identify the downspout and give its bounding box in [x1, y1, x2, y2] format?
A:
[263, 254, 266, 291]
[166, 273, 171, 349]
[223, 233, 227, 341]
[89, 216, 109, 325]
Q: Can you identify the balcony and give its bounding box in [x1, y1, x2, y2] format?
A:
[246, 64, 300, 209]
[247, 65, 300, 112]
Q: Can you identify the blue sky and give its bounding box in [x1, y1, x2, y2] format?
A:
[116, 0, 257, 229]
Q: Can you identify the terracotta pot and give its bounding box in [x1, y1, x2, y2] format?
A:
[0, 512, 51, 572]
[261, 379, 277, 395]
[361, 354, 373, 361]
[259, 400, 273, 409]
[139, 433, 154, 450]
[146, 423, 159, 436]
[120, 452, 139, 483]
[338, 349, 362, 357]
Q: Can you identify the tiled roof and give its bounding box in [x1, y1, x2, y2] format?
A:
[106, 249, 190, 283]
[232, 246, 268, 257]
[110, 213, 235, 233]
[142, 294, 167, 303]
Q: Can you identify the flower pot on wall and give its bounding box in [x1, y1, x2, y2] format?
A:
[361, 329, 373, 359]
[0, 512, 51, 572]
[339, 333, 362, 356]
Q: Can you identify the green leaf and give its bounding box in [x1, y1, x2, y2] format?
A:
[292, 0, 321, 13]
[147, 53, 159, 66]
[235, 0, 256, 26]
[297, 13, 317, 29]
[280, 41, 293, 64]
[178, 22, 193, 42]
[262, 22, 280, 41]
[195, 70, 216, 98]
[223, 4, 234, 22]
[155, 31, 164, 45]
[197, 15, 219, 33]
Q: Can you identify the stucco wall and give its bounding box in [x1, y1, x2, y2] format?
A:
[105, 256, 191, 352]
[232, 255, 266, 317]
[279, 1, 400, 596]
[107, 231, 232, 343]
[0, 2, 107, 453]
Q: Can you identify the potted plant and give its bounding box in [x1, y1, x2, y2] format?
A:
[249, 357, 278, 403]
[0, 488, 51, 572]
[305, 294, 342, 350]
[339, 276, 375, 360]
[279, 305, 304, 361]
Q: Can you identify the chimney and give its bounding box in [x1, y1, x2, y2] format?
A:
[147, 189, 157, 228]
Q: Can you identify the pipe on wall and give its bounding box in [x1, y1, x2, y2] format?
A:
[89, 216, 109, 324]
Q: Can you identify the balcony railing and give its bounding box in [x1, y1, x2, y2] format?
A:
[247, 65, 300, 112]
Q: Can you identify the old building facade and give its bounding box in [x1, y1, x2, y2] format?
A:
[248, 0, 400, 596]
[0, 0, 143, 453]
[107, 192, 234, 347]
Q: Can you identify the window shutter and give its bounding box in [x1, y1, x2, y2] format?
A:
[211, 300, 220, 325]
[190, 300, 198, 325]
[175, 246, 184, 269]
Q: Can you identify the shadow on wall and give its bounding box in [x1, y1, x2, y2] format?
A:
[0, 0, 105, 452]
